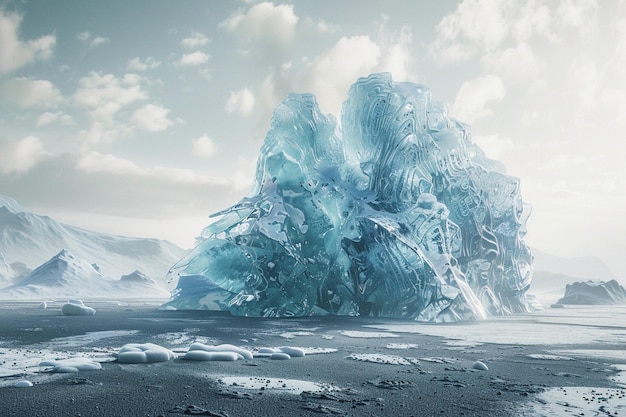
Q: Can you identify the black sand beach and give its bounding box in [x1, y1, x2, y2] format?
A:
[0, 301, 624, 417]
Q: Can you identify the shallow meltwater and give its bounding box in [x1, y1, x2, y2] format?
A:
[217, 376, 339, 394]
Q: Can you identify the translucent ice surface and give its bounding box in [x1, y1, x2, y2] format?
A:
[165, 73, 534, 321]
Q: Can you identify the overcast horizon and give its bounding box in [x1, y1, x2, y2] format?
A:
[1, 0, 625, 277]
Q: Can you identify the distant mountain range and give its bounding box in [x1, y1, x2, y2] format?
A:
[1, 249, 169, 299]
[0, 194, 188, 298]
[0, 194, 619, 304]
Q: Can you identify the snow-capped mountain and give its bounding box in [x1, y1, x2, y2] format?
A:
[0, 195, 187, 289]
[0, 249, 169, 299]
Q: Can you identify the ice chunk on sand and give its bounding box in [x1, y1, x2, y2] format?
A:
[188, 343, 253, 360]
[117, 343, 177, 363]
[62, 300, 96, 316]
[39, 357, 102, 373]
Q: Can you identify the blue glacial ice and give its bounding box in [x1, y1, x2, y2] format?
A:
[164, 73, 534, 321]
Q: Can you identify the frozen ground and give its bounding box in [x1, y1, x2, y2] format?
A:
[0, 300, 624, 416]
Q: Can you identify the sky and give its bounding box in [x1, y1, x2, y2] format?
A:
[1, 0, 625, 277]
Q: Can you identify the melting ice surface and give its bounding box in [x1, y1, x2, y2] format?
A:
[165, 73, 534, 321]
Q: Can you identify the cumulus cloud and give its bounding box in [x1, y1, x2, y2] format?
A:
[127, 57, 161, 71]
[429, 0, 559, 65]
[304, 36, 381, 116]
[0, 10, 56, 75]
[77, 31, 90, 41]
[77, 31, 109, 48]
[452, 75, 506, 123]
[181, 31, 210, 49]
[74, 72, 147, 124]
[472, 134, 516, 159]
[36, 111, 74, 127]
[225, 88, 255, 115]
[76, 122, 119, 145]
[220, 2, 299, 46]
[481, 43, 540, 82]
[131, 104, 174, 132]
[89, 36, 110, 48]
[2, 78, 63, 108]
[192, 134, 217, 158]
[0, 136, 45, 174]
[179, 51, 210, 66]
[76, 151, 143, 175]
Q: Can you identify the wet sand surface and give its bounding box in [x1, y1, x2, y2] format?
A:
[0, 301, 624, 417]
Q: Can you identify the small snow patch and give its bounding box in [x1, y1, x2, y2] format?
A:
[218, 376, 337, 394]
[386, 343, 418, 350]
[348, 353, 411, 365]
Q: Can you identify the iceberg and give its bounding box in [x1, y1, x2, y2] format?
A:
[165, 73, 534, 321]
[556, 280, 626, 305]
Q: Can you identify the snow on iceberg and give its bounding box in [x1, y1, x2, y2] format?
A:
[165, 73, 534, 321]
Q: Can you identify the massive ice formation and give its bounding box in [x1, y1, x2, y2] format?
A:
[165, 73, 533, 321]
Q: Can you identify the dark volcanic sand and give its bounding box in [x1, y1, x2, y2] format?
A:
[0, 301, 623, 417]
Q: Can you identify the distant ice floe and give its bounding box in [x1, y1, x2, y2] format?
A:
[340, 330, 400, 338]
[62, 300, 96, 316]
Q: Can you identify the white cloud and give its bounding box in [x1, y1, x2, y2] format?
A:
[376, 26, 416, 82]
[181, 31, 210, 49]
[0, 10, 56, 75]
[556, 0, 598, 36]
[36, 111, 74, 127]
[429, 0, 509, 63]
[76, 122, 119, 145]
[179, 51, 210, 66]
[77, 31, 109, 48]
[472, 134, 516, 159]
[77, 31, 91, 41]
[225, 88, 255, 115]
[127, 57, 161, 71]
[452, 75, 506, 123]
[304, 36, 381, 116]
[220, 2, 299, 46]
[77, 151, 142, 175]
[302, 17, 338, 34]
[131, 104, 174, 132]
[0, 136, 45, 174]
[481, 43, 540, 82]
[74, 72, 147, 123]
[2, 78, 63, 108]
[90, 36, 110, 48]
[192, 134, 217, 158]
